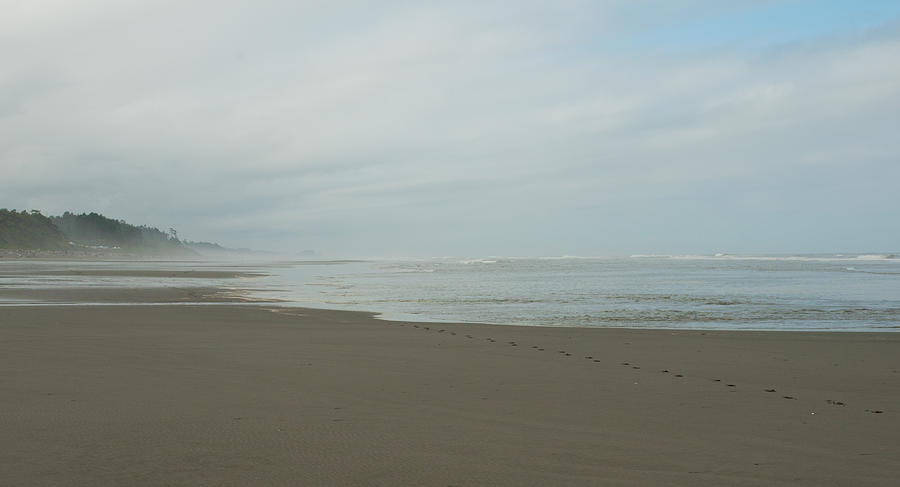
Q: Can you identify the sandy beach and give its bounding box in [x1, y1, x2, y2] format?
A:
[1, 297, 898, 485]
[4, 0, 898, 484]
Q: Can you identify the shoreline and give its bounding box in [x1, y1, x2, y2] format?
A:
[5, 299, 898, 333]
[2, 303, 898, 485]
[2, 257, 897, 333]
[2, 263, 895, 333]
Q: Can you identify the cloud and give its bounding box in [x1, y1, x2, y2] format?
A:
[1, 1, 899, 255]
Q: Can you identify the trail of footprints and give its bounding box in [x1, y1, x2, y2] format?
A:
[403, 322, 886, 415]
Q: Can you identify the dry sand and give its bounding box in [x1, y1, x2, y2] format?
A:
[1, 302, 898, 486]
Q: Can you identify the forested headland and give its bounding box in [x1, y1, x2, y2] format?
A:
[0, 209, 69, 250]
[1, 209, 195, 256]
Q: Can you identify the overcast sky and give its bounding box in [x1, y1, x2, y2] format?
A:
[2, 1, 899, 256]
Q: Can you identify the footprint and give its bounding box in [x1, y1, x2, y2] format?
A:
[764, 389, 776, 393]
[661, 369, 669, 373]
[438, 329, 445, 333]
[450, 332, 456, 336]
[465, 335, 472, 338]
[826, 399, 845, 406]
[674, 374, 684, 378]
[727, 384, 736, 387]
[565, 353, 572, 356]
[622, 362, 630, 365]
[711, 379, 721, 382]
[537, 348, 545, 351]
[865, 409, 884, 414]
[632, 366, 640, 369]
[593, 359, 602, 362]
[783, 396, 796, 400]
[584, 356, 593, 359]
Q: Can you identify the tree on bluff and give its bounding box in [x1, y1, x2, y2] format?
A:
[0, 209, 69, 249]
[50, 212, 188, 253]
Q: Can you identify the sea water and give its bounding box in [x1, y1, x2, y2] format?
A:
[2, 254, 898, 331]
[254, 254, 900, 331]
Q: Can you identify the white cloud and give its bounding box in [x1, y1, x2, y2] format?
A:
[1, 1, 898, 255]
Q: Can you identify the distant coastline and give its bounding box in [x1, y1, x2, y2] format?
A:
[0, 208, 249, 259]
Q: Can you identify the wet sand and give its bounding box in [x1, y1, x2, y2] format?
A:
[0, 265, 272, 304]
[1, 301, 898, 486]
[24, 269, 265, 278]
[0, 262, 263, 280]
[0, 286, 271, 304]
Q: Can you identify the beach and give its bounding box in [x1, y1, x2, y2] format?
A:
[5, 0, 899, 484]
[1, 295, 898, 485]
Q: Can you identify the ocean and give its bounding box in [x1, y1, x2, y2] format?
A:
[250, 254, 900, 331]
[2, 254, 898, 331]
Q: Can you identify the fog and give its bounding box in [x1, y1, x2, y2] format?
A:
[2, 1, 899, 256]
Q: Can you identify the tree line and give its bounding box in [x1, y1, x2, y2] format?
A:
[0, 209, 193, 255]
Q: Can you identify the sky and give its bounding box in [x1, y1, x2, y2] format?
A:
[2, 0, 899, 256]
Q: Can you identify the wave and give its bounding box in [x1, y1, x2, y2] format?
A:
[455, 255, 607, 263]
[605, 293, 762, 306]
[629, 254, 672, 259]
[536, 255, 595, 260]
[843, 266, 900, 276]
[542, 306, 900, 326]
[631, 254, 900, 263]
[385, 267, 436, 273]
